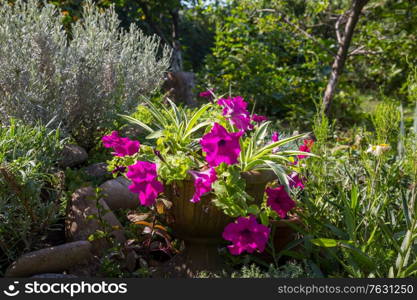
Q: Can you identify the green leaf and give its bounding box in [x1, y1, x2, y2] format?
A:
[340, 242, 376, 271]
[253, 133, 309, 159]
[259, 211, 269, 226]
[166, 98, 182, 127]
[252, 121, 271, 145]
[264, 160, 289, 188]
[247, 204, 260, 215]
[141, 97, 168, 128]
[146, 129, 163, 139]
[119, 114, 154, 133]
[401, 188, 411, 228]
[310, 238, 339, 247]
[403, 260, 417, 277]
[183, 121, 211, 139]
[185, 103, 212, 134]
[388, 266, 395, 278]
[350, 185, 359, 211]
[343, 194, 355, 240]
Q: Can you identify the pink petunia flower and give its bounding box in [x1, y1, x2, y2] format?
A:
[102, 131, 140, 157]
[189, 168, 217, 203]
[218, 96, 253, 131]
[270, 132, 280, 153]
[298, 139, 314, 159]
[266, 186, 296, 219]
[200, 123, 243, 167]
[251, 114, 268, 124]
[222, 215, 270, 255]
[289, 172, 305, 190]
[126, 161, 163, 206]
[199, 89, 215, 100]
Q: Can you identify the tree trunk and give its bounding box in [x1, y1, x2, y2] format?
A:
[322, 0, 369, 117]
[137, 2, 170, 46]
[170, 8, 183, 72]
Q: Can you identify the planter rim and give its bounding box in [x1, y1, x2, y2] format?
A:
[271, 215, 302, 227]
[240, 169, 277, 184]
[168, 169, 277, 185]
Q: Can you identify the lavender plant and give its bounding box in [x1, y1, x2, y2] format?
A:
[0, 0, 171, 147]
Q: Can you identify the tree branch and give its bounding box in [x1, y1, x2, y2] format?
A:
[335, 14, 345, 45]
[322, 0, 369, 117]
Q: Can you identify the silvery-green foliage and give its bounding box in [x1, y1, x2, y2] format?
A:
[0, 0, 171, 147]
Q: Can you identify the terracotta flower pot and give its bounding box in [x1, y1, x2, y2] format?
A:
[163, 169, 276, 276]
[271, 215, 302, 252]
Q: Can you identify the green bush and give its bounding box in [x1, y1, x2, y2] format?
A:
[0, 120, 64, 274]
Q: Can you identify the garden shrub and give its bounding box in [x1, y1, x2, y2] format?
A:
[0, 0, 171, 148]
[0, 120, 64, 274]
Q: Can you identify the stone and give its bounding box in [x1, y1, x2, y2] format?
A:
[59, 144, 88, 168]
[65, 187, 126, 254]
[124, 250, 137, 273]
[100, 177, 138, 210]
[5, 241, 92, 277]
[84, 162, 110, 178]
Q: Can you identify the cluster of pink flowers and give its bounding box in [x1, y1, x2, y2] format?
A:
[218, 96, 253, 131]
[126, 161, 164, 206]
[102, 132, 163, 207]
[102, 131, 140, 157]
[222, 215, 270, 255]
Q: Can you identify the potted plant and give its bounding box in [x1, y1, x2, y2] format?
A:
[102, 92, 314, 276]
